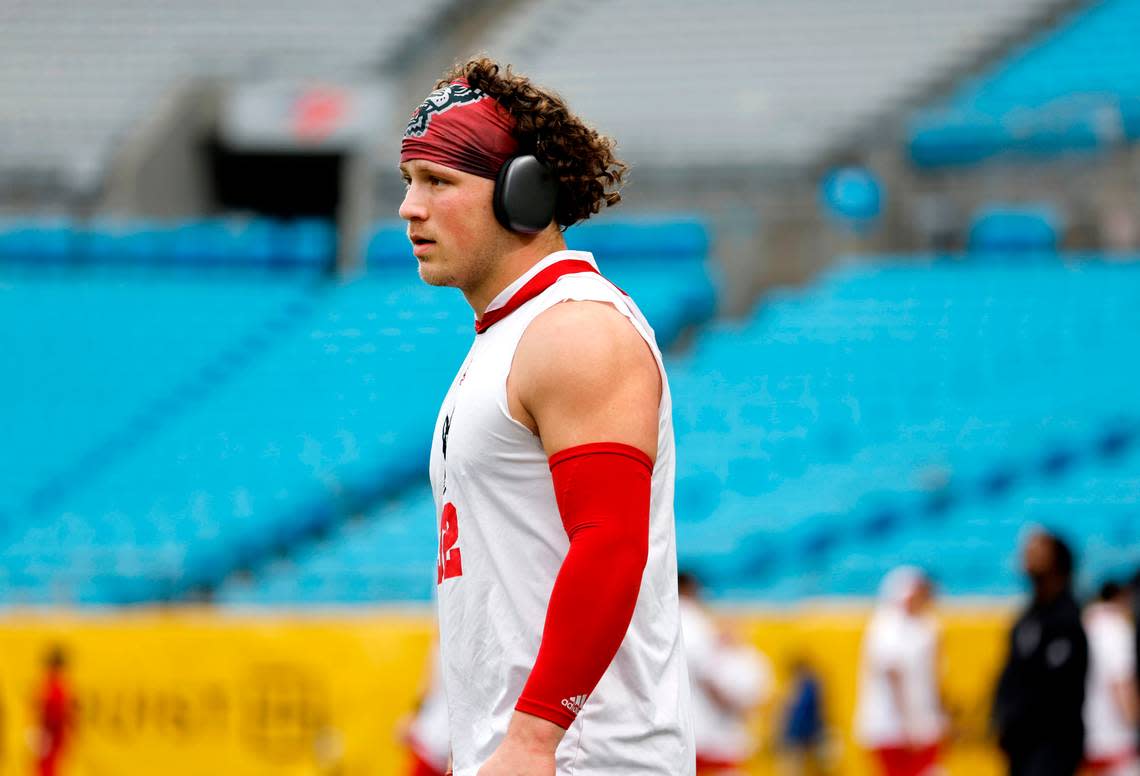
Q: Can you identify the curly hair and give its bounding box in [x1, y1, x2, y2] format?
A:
[438, 57, 627, 229]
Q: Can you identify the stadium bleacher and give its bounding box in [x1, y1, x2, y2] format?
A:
[0, 0, 451, 181]
[0, 217, 716, 606]
[218, 252, 1140, 606]
[218, 485, 439, 605]
[831, 439, 1140, 597]
[482, 0, 1062, 168]
[0, 268, 322, 519]
[4, 207, 1134, 608]
[672, 257, 1140, 599]
[911, 0, 1140, 165]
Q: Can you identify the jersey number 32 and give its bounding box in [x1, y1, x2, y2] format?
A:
[437, 502, 463, 583]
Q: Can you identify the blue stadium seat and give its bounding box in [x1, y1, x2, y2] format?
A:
[968, 206, 1062, 253]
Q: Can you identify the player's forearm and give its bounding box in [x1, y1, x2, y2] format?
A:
[514, 443, 651, 729]
[515, 515, 647, 726]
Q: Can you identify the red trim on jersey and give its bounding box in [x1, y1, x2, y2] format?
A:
[1085, 750, 1139, 772]
[695, 753, 746, 771]
[514, 442, 652, 728]
[474, 259, 628, 333]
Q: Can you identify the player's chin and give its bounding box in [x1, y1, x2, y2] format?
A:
[417, 259, 456, 288]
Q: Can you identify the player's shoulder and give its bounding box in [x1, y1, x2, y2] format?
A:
[523, 299, 649, 369]
[525, 297, 634, 340]
[514, 300, 657, 399]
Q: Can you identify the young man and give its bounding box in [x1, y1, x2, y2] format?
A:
[402, 643, 451, 776]
[1083, 581, 1139, 776]
[399, 58, 695, 775]
[36, 646, 73, 776]
[854, 567, 946, 776]
[678, 572, 772, 775]
[993, 530, 1088, 776]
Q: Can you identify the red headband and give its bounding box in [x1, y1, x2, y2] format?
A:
[400, 79, 518, 180]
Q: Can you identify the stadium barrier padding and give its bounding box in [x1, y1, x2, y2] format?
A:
[363, 214, 713, 268]
[0, 217, 336, 270]
[0, 607, 1013, 776]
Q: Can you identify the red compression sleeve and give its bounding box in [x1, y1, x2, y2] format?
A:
[514, 442, 652, 728]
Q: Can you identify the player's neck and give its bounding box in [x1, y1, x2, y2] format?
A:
[464, 229, 567, 318]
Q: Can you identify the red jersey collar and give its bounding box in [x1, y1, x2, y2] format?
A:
[474, 251, 601, 334]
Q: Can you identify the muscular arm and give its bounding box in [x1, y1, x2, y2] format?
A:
[508, 300, 661, 456]
[480, 301, 661, 772]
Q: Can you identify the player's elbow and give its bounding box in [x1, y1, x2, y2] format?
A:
[579, 522, 649, 592]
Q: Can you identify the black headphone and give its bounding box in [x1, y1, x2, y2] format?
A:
[493, 155, 557, 234]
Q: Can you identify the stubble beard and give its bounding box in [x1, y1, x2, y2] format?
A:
[417, 260, 457, 288]
[422, 243, 499, 297]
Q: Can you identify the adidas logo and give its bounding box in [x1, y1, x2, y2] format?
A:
[561, 694, 588, 716]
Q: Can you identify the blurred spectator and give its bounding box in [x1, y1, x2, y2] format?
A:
[1083, 581, 1138, 776]
[779, 657, 828, 776]
[400, 643, 449, 776]
[34, 645, 72, 776]
[993, 530, 1088, 776]
[1132, 569, 1140, 747]
[854, 566, 947, 776]
[679, 572, 774, 775]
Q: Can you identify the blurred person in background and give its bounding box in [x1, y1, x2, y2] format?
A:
[678, 572, 774, 775]
[1131, 569, 1140, 747]
[854, 566, 946, 776]
[400, 643, 450, 776]
[401, 57, 693, 775]
[1083, 581, 1138, 776]
[779, 657, 828, 776]
[993, 530, 1088, 776]
[34, 645, 72, 776]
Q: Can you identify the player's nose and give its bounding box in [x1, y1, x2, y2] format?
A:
[399, 185, 428, 222]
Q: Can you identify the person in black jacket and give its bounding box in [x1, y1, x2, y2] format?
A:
[993, 529, 1089, 776]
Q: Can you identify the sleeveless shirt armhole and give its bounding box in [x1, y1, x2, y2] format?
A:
[495, 275, 669, 442]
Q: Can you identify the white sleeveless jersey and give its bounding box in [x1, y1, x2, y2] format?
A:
[428, 250, 695, 775]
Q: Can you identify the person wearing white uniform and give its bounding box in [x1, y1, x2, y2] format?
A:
[678, 572, 773, 774]
[403, 644, 451, 776]
[854, 567, 946, 776]
[1083, 582, 1139, 776]
[399, 57, 694, 776]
